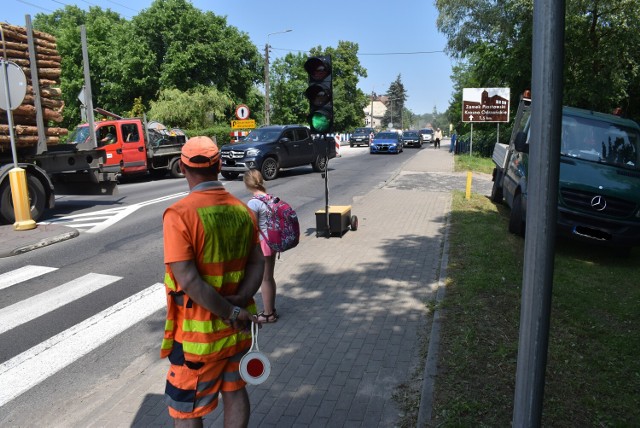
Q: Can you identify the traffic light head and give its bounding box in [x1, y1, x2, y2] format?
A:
[304, 55, 333, 134]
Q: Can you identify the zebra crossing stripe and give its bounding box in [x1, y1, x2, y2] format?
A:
[0, 273, 122, 335]
[0, 283, 165, 407]
[0, 265, 58, 291]
[42, 192, 188, 233]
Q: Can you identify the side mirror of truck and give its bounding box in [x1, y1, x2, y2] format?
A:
[514, 131, 529, 153]
[279, 137, 291, 144]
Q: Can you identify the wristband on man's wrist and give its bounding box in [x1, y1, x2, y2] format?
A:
[229, 306, 241, 322]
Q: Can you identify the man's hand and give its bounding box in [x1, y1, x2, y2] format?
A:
[226, 307, 260, 331]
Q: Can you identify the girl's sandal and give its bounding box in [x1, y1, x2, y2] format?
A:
[257, 310, 278, 323]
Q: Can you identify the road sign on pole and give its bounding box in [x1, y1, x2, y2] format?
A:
[231, 119, 256, 129]
[235, 104, 250, 120]
[462, 88, 510, 123]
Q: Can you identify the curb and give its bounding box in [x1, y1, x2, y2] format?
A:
[3, 229, 79, 258]
[417, 208, 451, 427]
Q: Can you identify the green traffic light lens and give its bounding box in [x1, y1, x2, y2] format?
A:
[311, 113, 330, 132]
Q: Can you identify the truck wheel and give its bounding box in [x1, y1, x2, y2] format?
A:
[261, 157, 279, 180]
[169, 159, 184, 178]
[221, 171, 239, 180]
[490, 178, 504, 203]
[0, 174, 47, 224]
[508, 192, 525, 237]
[312, 155, 328, 172]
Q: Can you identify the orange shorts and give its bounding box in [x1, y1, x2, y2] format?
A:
[164, 349, 247, 419]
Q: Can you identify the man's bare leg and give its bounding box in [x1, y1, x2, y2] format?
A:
[222, 388, 250, 428]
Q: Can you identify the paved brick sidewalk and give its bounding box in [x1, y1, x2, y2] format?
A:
[72, 144, 493, 427]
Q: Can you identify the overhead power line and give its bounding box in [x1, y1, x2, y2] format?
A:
[15, 0, 55, 14]
[270, 47, 445, 56]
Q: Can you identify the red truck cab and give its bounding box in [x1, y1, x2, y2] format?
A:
[69, 118, 186, 179]
[95, 119, 148, 175]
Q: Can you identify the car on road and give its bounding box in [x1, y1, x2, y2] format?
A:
[370, 131, 403, 154]
[419, 128, 434, 145]
[401, 130, 422, 148]
[219, 125, 335, 180]
[349, 127, 375, 147]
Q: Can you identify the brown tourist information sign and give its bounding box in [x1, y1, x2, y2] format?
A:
[462, 88, 510, 123]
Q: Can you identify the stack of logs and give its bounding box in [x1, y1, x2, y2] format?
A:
[0, 22, 68, 151]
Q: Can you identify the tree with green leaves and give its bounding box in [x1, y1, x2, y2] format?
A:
[269, 53, 308, 126]
[436, 0, 640, 122]
[130, 0, 262, 103]
[33, 0, 263, 129]
[381, 75, 407, 129]
[34, 5, 139, 128]
[148, 87, 233, 129]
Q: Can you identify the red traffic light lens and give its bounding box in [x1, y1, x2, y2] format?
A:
[304, 57, 331, 81]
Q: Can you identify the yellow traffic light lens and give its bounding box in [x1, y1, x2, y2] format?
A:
[305, 85, 331, 107]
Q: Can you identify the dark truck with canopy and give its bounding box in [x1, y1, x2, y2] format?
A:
[491, 91, 640, 251]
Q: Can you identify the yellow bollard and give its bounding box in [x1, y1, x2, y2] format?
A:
[8, 167, 37, 231]
[465, 171, 472, 200]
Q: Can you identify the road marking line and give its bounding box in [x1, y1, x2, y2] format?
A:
[0, 273, 122, 335]
[137, 192, 188, 207]
[85, 205, 142, 234]
[0, 265, 58, 291]
[42, 192, 189, 233]
[0, 283, 165, 407]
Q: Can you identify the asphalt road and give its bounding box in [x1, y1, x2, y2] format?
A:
[0, 144, 413, 423]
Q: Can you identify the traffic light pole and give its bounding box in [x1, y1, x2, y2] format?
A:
[324, 135, 330, 238]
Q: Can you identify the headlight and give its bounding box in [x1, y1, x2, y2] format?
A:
[246, 149, 260, 157]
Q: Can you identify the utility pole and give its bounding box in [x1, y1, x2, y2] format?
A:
[512, 0, 565, 425]
[370, 91, 374, 127]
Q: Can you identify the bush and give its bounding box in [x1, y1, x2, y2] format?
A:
[184, 124, 237, 147]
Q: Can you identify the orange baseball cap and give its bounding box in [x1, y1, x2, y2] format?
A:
[181, 136, 221, 168]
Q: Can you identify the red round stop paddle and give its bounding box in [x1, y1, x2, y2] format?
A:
[239, 322, 271, 385]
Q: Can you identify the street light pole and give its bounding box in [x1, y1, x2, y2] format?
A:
[264, 29, 292, 126]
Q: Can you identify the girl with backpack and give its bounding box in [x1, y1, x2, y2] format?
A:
[244, 169, 279, 323]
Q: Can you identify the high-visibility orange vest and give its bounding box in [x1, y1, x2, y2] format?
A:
[161, 190, 259, 362]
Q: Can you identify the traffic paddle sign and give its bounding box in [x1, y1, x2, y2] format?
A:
[239, 322, 271, 385]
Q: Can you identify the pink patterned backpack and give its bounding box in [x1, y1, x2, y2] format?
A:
[253, 194, 300, 253]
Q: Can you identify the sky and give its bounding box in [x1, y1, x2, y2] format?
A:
[3, 0, 456, 116]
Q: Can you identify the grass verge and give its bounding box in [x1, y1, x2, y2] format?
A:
[430, 192, 640, 426]
[453, 153, 495, 174]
